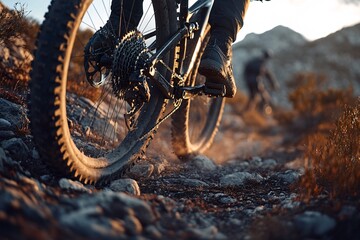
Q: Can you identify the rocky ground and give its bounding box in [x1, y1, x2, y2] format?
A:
[0, 95, 359, 240]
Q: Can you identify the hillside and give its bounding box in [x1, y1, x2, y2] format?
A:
[232, 23, 360, 108]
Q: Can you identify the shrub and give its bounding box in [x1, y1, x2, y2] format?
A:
[284, 72, 355, 141]
[288, 72, 353, 118]
[300, 98, 360, 199]
[0, 3, 37, 93]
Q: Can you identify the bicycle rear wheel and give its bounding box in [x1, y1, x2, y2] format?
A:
[30, 0, 177, 184]
[171, 31, 225, 159]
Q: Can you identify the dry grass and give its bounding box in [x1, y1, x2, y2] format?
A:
[283, 72, 360, 200]
[300, 99, 360, 199]
[288, 72, 353, 119]
[0, 3, 26, 45]
[0, 3, 101, 102]
[0, 3, 37, 93]
[281, 73, 355, 142]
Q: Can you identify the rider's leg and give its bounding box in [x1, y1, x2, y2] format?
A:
[84, 0, 144, 84]
[106, 0, 144, 36]
[245, 81, 257, 111]
[87, 0, 143, 53]
[199, 0, 250, 97]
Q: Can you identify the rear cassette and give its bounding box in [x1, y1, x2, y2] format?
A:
[112, 31, 150, 98]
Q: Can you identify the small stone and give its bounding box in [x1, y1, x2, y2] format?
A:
[188, 226, 224, 240]
[170, 178, 209, 187]
[154, 163, 166, 175]
[127, 164, 154, 178]
[250, 156, 262, 166]
[220, 172, 263, 186]
[228, 218, 242, 226]
[254, 205, 265, 212]
[191, 155, 217, 171]
[294, 211, 336, 237]
[84, 126, 91, 136]
[59, 178, 91, 193]
[219, 196, 237, 204]
[31, 148, 40, 159]
[0, 130, 15, 140]
[277, 170, 301, 184]
[67, 118, 74, 129]
[125, 215, 143, 235]
[109, 178, 141, 196]
[0, 118, 11, 130]
[145, 225, 162, 239]
[238, 161, 250, 168]
[40, 175, 51, 182]
[261, 159, 277, 168]
[338, 205, 356, 219]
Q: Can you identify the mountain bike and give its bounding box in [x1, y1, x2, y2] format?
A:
[30, 0, 225, 185]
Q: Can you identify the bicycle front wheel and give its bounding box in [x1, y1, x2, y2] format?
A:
[30, 0, 177, 184]
[171, 31, 225, 159]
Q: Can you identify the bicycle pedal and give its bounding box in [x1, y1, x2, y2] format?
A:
[204, 82, 226, 97]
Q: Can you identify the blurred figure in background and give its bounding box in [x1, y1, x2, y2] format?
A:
[243, 50, 279, 114]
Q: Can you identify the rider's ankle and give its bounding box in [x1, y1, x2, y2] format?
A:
[209, 29, 233, 57]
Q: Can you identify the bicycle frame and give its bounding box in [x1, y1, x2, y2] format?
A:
[142, 0, 215, 99]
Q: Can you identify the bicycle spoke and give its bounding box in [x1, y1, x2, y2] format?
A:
[139, 2, 153, 31]
[102, 0, 109, 17]
[92, 4, 105, 25]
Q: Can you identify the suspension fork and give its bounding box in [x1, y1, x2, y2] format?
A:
[142, 0, 214, 99]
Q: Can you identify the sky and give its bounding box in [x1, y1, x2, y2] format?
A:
[2, 0, 360, 41]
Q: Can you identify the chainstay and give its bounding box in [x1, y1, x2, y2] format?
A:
[139, 99, 182, 140]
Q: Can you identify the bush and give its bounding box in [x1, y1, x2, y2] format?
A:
[0, 3, 38, 93]
[288, 73, 353, 117]
[284, 72, 355, 139]
[300, 98, 360, 199]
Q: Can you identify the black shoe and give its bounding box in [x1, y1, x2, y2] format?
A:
[199, 39, 236, 98]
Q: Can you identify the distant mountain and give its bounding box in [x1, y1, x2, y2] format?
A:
[234, 25, 307, 53]
[232, 23, 360, 108]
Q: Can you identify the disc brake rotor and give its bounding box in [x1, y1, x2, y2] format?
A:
[84, 27, 117, 87]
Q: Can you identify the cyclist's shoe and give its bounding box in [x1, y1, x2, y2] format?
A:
[199, 33, 236, 98]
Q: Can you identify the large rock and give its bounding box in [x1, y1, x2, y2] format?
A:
[1, 137, 29, 162]
[0, 99, 28, 130]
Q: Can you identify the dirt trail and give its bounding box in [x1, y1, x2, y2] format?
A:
[0, 97, 358, 239]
